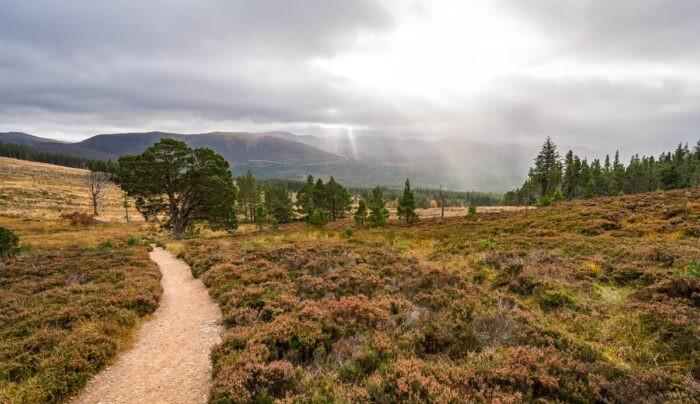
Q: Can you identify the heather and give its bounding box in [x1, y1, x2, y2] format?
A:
[0, 217, 162, 403]
[182, 188, 700, 403]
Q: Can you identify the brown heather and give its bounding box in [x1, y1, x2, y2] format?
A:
[182, 188, 700, 403]
[0, 158, 162, 403]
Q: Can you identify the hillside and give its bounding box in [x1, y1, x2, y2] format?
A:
[0, 157, 134, 221]
[179, 188, 700, 402]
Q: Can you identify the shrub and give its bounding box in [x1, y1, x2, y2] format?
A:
[343, 227, 354, 239]
[60, 211, 98, 226]
[682, 227, 700, 239]
[537, 290, 574, 311]
[687, 261, 700, 278]
[552, 189, 565, 202]
[0, 227, 20, 259]
[479, 236, 496, 251]
[309, 209, 329, 228]
[127, 235, 141, 245]
[469, 204, 477, 214]
[539, 196, 553, 207]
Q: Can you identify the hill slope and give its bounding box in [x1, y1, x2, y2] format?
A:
[0, 157, 134, 221]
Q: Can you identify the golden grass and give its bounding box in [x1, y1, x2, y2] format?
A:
[0, 157, 141, 222]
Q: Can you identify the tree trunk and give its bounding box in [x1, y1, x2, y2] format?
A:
[172, 218, 187, 240]
[92, 195, 99, 216]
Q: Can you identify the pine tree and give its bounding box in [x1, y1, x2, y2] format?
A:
[309, 208, 328, 228]
[552, 188, 565, 202]
[236, 170, 258, 222]
[396, 178, 418, 224]
[583, 178, 597, 199]
[354, 199, 368, 226]
[265, 186, 293, 224]
[254, 203, 267, 230]
[612, 151, 626, 193]
[324, 176, 351, 221]
[528, 137, 562, 199]
[562, 150, 576, 199]
[313, 178, 328, 213]
[368, 186, 390, 227]
[296, 175, 316, 218]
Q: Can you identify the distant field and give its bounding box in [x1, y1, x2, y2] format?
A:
[408, 205, 527, 219]
[0, 157, 137, 221]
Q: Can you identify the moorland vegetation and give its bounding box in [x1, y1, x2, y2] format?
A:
[181, 188, 700, 402]
[2, 136, 700, 403]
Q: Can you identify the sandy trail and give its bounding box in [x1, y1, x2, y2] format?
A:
[72, 247, 222, 404]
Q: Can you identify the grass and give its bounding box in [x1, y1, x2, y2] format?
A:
[0, 158, 162, 403]
[181, 188, 700, 402]
[0, 157, 140, 221]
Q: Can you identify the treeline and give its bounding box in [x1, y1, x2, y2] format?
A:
[237, 170, 421, 229]
[505, 138, 700, 205]
[259, 177, 502, 207]
[367, 187, 502, 208]
[0, 141, 118, 173]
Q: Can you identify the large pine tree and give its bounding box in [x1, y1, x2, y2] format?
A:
[118, 138, 238, 239]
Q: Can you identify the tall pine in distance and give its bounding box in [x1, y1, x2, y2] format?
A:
[528, 137, 562, 199]
[296, 175, 316, 218]
[354, 199, 368, 226]
[368, 186, 390, 227]
[397, 178, 418, 224]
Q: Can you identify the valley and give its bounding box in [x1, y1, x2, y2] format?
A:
[1, 155, 698, 402]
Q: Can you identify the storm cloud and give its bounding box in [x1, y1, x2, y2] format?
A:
[0, 0, 698, 155]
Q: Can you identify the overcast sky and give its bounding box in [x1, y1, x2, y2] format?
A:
[1, 0, 699, 155]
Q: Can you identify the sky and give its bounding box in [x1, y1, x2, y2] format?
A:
[1, 0, 699, 155]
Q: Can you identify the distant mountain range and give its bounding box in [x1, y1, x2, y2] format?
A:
[0, 131, 546, 191]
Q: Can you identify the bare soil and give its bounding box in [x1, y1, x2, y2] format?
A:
[71, 247, 222, 404]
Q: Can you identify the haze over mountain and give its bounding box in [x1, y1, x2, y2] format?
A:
[1, 131, 553, 191]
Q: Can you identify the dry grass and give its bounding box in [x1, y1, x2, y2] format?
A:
[0, 157, 140, 222]
[409, 205, 528, 219]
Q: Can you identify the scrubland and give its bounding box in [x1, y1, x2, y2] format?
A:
[0, 159, 160, 403]
[182, 188, 700, 403]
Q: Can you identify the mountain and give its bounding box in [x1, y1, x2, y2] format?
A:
[1, 131, 560, 191]
[0, 131, 345, 165]
[0, 132, 67, 146]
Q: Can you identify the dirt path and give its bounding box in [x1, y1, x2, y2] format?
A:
[72, 247, 222, 404]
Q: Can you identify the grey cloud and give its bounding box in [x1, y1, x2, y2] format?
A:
[0, 0, 393, 58]
[0, 0, 698, 157]
[0, 0, 403, 136]
[501, 0, 700, 61]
